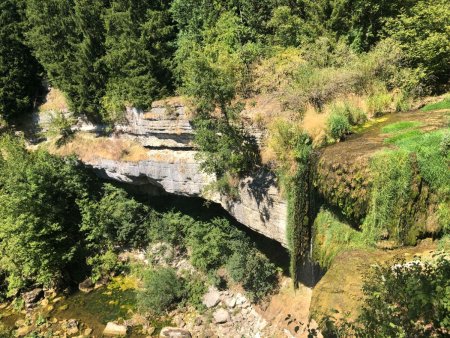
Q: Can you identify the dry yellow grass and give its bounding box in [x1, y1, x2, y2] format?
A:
[39, 88, 68, 112]
[50, 132, 149, 163]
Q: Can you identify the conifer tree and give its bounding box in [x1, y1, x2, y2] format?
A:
[0, 0, 41, 120]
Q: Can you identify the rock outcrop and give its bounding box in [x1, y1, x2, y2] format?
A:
[82, 101, 288, 247]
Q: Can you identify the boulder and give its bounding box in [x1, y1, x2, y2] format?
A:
[78, 278, 94, 293]
[16, 325, 32, 337]
[235, 293, 247, 306]
[202, 286, 220, 308]
[159, 327, 192, 338]
[103, 322, 128, 336]
[23, 288, 44, 309]
[224, 297, 236, 308]
[65, 319, 79, 335]
[213, 309, 230, 324]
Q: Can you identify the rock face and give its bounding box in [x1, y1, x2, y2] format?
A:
[84, 101, 288, 247]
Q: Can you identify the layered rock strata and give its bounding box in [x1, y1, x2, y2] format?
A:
[84, 101, 288, 247]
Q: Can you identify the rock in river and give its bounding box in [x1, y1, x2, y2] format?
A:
[22, 288, 44, 309]
[78, 278, 95, 293]
[103, 322, 128, 336]
[160, 327, 192, 338]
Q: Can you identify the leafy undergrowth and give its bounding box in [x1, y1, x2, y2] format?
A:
[421, 95, 450, 112]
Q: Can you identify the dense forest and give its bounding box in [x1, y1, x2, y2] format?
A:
[0, 0, 449, 337]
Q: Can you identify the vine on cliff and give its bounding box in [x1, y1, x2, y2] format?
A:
[267, 120, 313, 287]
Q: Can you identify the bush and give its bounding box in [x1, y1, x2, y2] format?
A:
[86, 249, 120, 282]
[138, 267, 183, 315]
[187, 218, 247, 272]
[147, 211, 196, 249]
[329, 102, 367, 126]
[80, 184, 152, 250]
[385, 0, 450, 90]
[227, 248, 278, 302]
[0, 135, 92, 294]
[327, 112, 351, 140]
[180, 272, 207, 311]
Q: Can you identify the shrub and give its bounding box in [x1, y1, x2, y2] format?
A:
[87, 249, 120, 282]
[329, 102, 367, 126]
[367, 88, 393, 116]
[385, 0, 450, 89]
[193, 114, 260, 179]
[227, 248, 278, 302]
[147, 211, 196, 249]
[0, 135, 92, 294]
[80, 184, 152, 250]
[187, 218, 247, 272]
[180, 272, 207, 311]
[138, 267, 183, 315]
[45, 111, 76, 145]
[327, 112, 351, 140]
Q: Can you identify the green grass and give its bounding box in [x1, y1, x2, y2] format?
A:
[421, 96, 450, 112]
[313, 208, 368, 269]
[384, 129, 423, 144]
[390, 129, 449, 193]
[381, 120, 422, 133]
[376, 127, 450, 237]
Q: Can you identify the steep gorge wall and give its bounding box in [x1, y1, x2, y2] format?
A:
[81, 102, 288, 246]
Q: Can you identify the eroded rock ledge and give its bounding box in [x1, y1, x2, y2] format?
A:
[80, 102, 288, 247]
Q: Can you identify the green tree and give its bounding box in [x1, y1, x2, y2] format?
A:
[0, 135, 92, 294]
[102, 0, 176, 120]
[0, 0, 41, 120]
[187, 218, 247, 272]
[385, 0, 450, 90]
[26, 0, 107, 121]
[227, 247, 278, 301]
[80, 183, 151, 251]
[325, 0, 418, 51]
[25, 0, 78, 108]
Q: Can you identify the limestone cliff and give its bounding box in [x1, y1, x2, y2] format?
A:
[74, 101, 288, 247]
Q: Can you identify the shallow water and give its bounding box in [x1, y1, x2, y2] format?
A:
[0, 277, 172, 337]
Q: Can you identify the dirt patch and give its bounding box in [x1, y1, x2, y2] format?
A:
[257, 278, 322, 338]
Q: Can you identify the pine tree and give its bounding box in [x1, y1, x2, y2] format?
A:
[0, 0, 41, 120]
